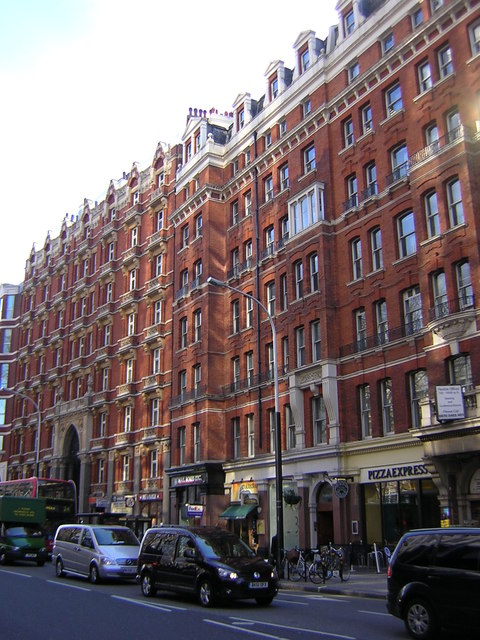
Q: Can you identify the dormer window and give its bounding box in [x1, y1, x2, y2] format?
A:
[271, 77, 279, 99]
[238, 108, 245, 129]
[194, 132, 201, 153]
[132, 191, 139, 206]
[344, 9, 355, 36]
[301, 49, 310, 72]
[186, 141, 192, 162]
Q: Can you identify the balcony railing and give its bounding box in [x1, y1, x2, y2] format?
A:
[428, 294, 475, 321]
[170, 385, 207, 407]
[339, 322, 424, 357]
[223, 369, 277, 395]
[386, 162, 409, 186]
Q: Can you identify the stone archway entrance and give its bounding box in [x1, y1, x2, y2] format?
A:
[64, 425, 80, 497]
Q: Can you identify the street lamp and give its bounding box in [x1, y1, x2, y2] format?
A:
[2, 387, 42, 477]
[207, 276, 284, 569]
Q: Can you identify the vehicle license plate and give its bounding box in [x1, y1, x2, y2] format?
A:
[249, 581, 268, 589]
[123, 567, 137, 573]
[25, 554, 36, 558]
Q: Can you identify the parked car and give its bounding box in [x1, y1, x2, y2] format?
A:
[137, 525, 278, 607]
[387, 527, 480, 639]
[52, 524, 140, 583]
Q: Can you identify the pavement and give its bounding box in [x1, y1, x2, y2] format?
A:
[279, 567, 388, 599]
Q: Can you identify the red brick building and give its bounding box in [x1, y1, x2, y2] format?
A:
[2, 0, 480, 556]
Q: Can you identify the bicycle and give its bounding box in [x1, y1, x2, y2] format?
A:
[308, 547, 333, 584]
[309, 544, 351, 584]
[284, 547, 311, 581]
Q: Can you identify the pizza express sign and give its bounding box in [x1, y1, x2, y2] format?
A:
[362, 463, 430, 483]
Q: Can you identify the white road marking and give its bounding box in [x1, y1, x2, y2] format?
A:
[205, 618, 291, 640]
[111, 595, 187, 613]
[357, 609, 390, 617]
[46, 580, 91, 592]
[229, 616, 356, 639]
[0, 569, 32, 578]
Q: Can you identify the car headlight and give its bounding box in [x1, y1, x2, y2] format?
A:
[100, 556, 117, 566]
[271, 567, 278, 579]
[217, 567, 238, 580]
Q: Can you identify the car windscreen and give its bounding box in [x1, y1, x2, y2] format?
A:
[92, 527, 139, 546]
[195, 532, 255, 559]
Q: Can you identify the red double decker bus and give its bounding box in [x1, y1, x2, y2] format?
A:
[0, 478, 77, 550]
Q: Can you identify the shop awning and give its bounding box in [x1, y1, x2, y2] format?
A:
[219, 504, 257, 519]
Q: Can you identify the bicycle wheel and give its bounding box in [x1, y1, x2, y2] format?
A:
[323, 557, 334, 580]
[309, 562, 322, 584]
[340, 561, 351, 582]
[288, 561, 302, 581]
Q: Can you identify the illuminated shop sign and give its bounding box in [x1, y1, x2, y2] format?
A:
[186, 504, 204, 517]
[362, 463, 430, 483]
[171, 474, 206, 487]
[231, 480, 258, 503]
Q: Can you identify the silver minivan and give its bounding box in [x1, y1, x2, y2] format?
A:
[52, 524, 140, 583]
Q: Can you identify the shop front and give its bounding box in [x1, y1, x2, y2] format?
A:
[220, 480, 261, 551]
[361, 462, 440, 545]
[167, 462, 225, 525]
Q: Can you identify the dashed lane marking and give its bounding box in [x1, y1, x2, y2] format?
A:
[111, 595, 188, 613]
[229, 616, 356, 639]
[46, 580, 91, 592]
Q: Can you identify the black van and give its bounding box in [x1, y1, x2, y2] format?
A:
[137, 525, 278, 607]
[387, 527, 480, 639]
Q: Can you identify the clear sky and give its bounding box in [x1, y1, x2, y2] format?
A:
[0, 0, 338, 285]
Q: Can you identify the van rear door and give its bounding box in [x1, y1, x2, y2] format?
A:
[430, 533, 480, 630]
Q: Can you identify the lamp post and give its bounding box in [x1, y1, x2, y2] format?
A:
[207, 276, 284, 569]
[2, 387, 42, 477]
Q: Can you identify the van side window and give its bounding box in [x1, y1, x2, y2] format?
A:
[81, 530, 94, 549]
[176, 535, 195, 559]
[158, 532, 177, 561]
[143, 532, 161, 554]
[396, 534, 434, 567]
[58, 527, 82, 544]
[436, 534, 480, 572]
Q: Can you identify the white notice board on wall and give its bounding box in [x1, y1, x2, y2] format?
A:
[435, 385, 465, 421]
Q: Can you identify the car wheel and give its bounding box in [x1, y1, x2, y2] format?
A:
[198, 579, 215, 607]
[255, 596, 274, 606]
[0, 550, 7, 566]
[55, 558, 65, 577]
[141, 571, 157, 597]
[89, 564, 100, 584]
[404, 598, 438, 640]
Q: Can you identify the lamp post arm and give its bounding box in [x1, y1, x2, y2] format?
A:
[207, 276, 284, 570]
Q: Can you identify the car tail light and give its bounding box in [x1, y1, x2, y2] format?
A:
[387, 564, 392, 578]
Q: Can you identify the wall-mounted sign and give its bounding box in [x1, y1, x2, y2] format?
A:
[232, 480, 258, 503]
[470, 469, 480, 495]
[186, 504, 204, 517]
[361, 462, 430, 483]
[171, 474, 205, 487]
[435, 385, 465, 421]
[138, 493, 163, 502]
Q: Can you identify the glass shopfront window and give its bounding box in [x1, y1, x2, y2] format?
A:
[363, 479, 439, 544]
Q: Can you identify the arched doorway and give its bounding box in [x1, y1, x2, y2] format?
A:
[316, 483, 334, 546]
[64, 426, 80, 497]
